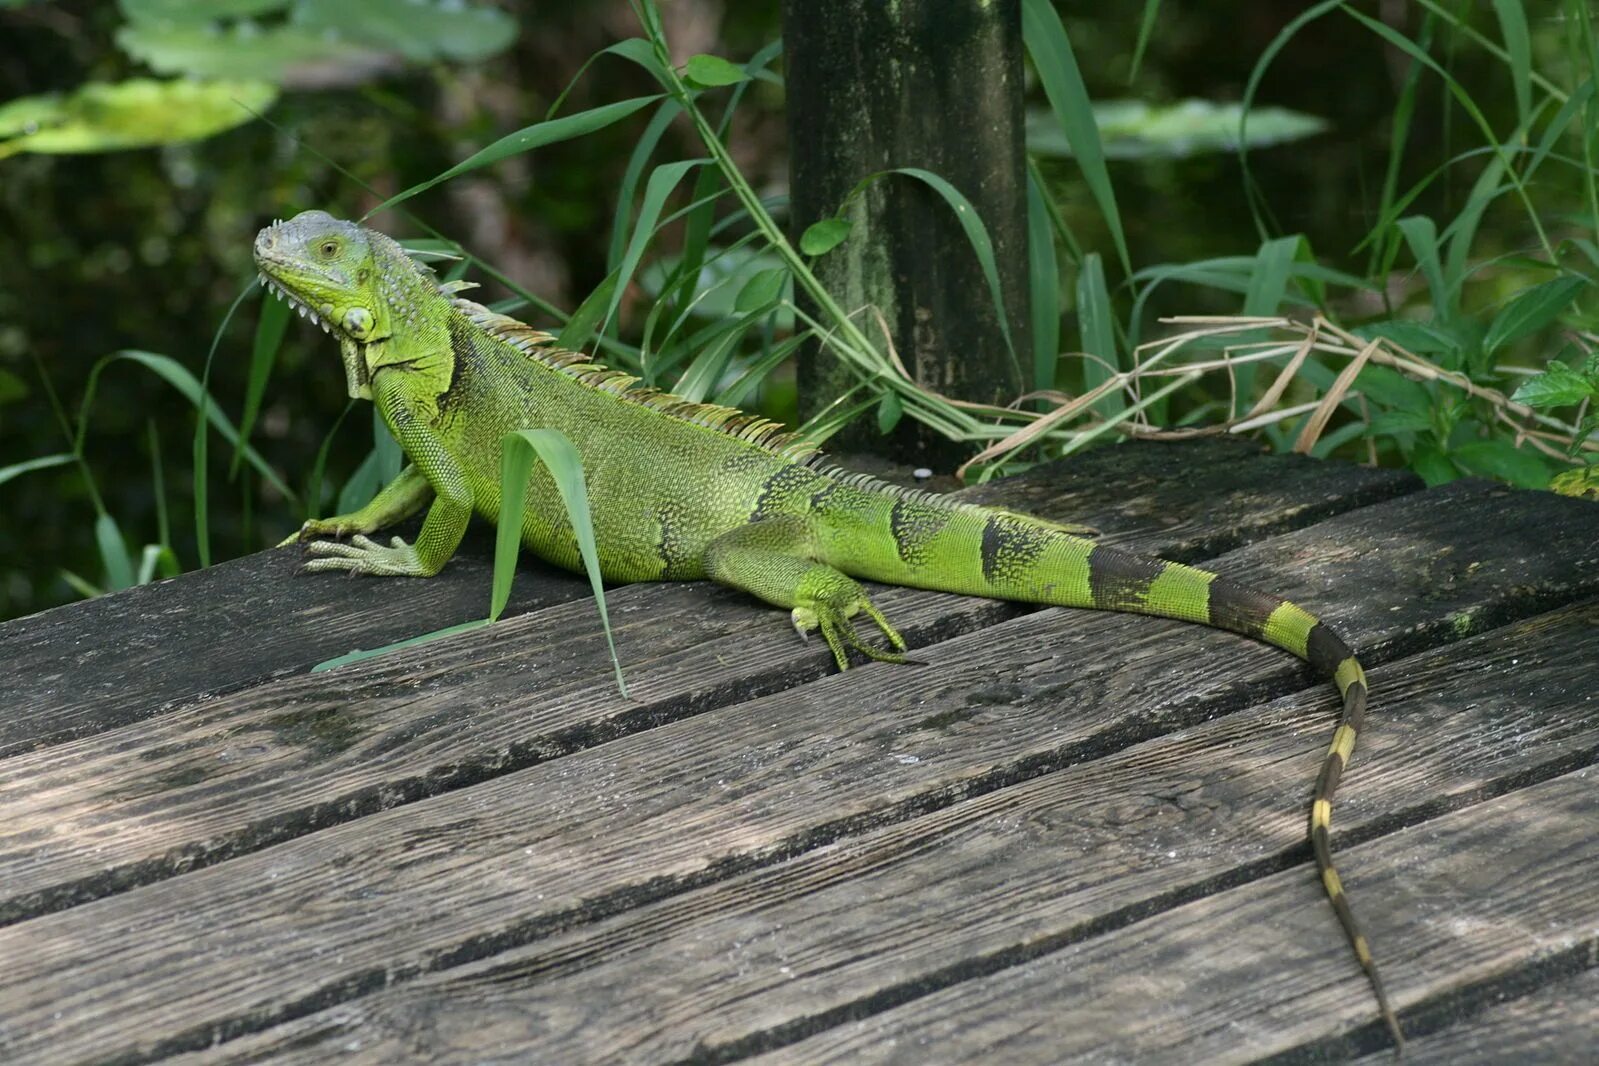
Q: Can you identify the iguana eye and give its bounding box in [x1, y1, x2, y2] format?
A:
[318, 239, 339, 258]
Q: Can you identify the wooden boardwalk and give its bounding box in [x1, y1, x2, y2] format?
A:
[2, 439, 1596, 1064]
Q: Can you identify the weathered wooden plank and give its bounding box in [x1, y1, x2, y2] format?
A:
[0, 527, 591, 758]
[1355, 966, 1599, 1065]
[0, 442, 1416, 924]
[0, 439, 1410, 758]
[155, 601, 1599, 1065]
[0, 485, 1592, 1064]
[751, 766, 1599, 1065]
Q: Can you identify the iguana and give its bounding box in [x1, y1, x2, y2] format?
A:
[255, 210, 1403, 1051]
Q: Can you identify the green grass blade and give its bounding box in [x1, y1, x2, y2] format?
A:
[146, 419, 176, 567]
[1027, 166, 1061, 394]
[1128, 0, 1162, 82]
[193, 281, 263, 568]
[1022, 0, 1130, 275]
[1396, 216, 1451, 317]
[603, 158, 709, 339]
[305, 398, 357, 522]
[372, 407, 403, 485]
[891, 165, 1023, 389]
[497, 429, 627, 697]
[94, 511, 134, 592]
[312, 620, 492, 673]
[232, 288, 290, 478]
[0, 452, 74, 489]
[335, 445, 386, 515]
[554, 272, 622, 354]
[1490, 0, 1531, 131]
[369, 95, 664, 217]
[609, 99, 683, 272]
[1243, 235, 1302, 314]
[1076, 252, 1121, 417]
[72, 347, 295, 503]
[1483, 274, 1589, 354]
[1237, 0, 1343, 240]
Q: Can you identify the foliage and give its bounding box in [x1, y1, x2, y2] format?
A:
[1026, 99, 1327, 160]
[3, 0, 1597, 625]
[0, 78, 277, 158]
[117, 0, 518, 86]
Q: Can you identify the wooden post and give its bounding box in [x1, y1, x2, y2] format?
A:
[784, 0, 1032, 467]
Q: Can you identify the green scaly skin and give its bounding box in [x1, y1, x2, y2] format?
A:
[255, 211, 1403, 1051]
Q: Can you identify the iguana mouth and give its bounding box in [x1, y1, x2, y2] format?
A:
[257, 271, 335, 335]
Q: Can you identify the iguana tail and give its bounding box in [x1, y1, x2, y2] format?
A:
[840, 502, 1403, 1049]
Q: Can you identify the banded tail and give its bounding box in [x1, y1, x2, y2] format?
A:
[849, 503, 1403, 1048]
[1041, 534, 1405, 1051]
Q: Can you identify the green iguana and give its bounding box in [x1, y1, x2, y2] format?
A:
[255, 210, 1403, 1051]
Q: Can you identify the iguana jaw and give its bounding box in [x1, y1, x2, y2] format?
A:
[257, 272, 373, 399]
[254, 211, 389, 400]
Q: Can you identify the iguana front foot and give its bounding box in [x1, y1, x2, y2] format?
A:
[276, 516, 369, 548]
[301, 534, 430, 577]
[792, 587, 911, 671]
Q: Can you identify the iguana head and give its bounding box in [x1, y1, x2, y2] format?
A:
[254, 210, 445, 400]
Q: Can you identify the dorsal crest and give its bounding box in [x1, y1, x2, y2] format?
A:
[453, 298, 818, 463]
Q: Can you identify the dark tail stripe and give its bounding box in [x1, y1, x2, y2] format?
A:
[1087, 547, 1167, 611]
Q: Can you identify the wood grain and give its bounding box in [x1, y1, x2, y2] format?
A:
[160, 602, 1599, 1066]
[0, 444, 1432, 925]
[0, 484, 1591, 1064]
[1354, 966, 1599, 1065]
[753, 766, 1599, 1064]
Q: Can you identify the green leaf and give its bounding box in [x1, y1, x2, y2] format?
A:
[1411, 445, 1459, 487]
[0, 452, 75, 490]
[1489, 0, 1531, 130]
[735, 267, 788, 313]
[602, 159, 709, 338]
[1368, 409, 1433, 435]
[1077, 252, 1121, 417]
[1452, 439, 1551, 489]
[1022, 0, 1130, 275]
[1243, 235, 1302, 315]
[0, 79, 276, 159]
[371, 95, 664, 216]
[1026, 100, 1326, 160]
[1356, 319, 1461, 357]
[554, 273, 621, 353]
[294, 0, 518, 64]
[1483, 274, 1589, 354]
[1396, 216, 1450, 317]
[95, 512, 135, 593]
[497, 429, 627, 697]
[120, 0, 283, 22]
[1353, 363, 1432, 413]
[876, 391, 904, 435]
[1510, 361, 1595, 409]
[312, 619, 492, 673]
[232, 289, 290, 477]
[684, 53, 748, 88]
[799, 218, 852, 256]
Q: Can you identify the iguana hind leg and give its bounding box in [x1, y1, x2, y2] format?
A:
[703, 516, 908, 671]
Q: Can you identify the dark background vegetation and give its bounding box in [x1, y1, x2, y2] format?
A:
[0, 1, 1584, 620]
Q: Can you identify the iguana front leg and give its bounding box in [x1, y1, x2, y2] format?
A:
[279, 463, 434, 547]
[302, 376, 471, 578]
[703, 516, 909, 670]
